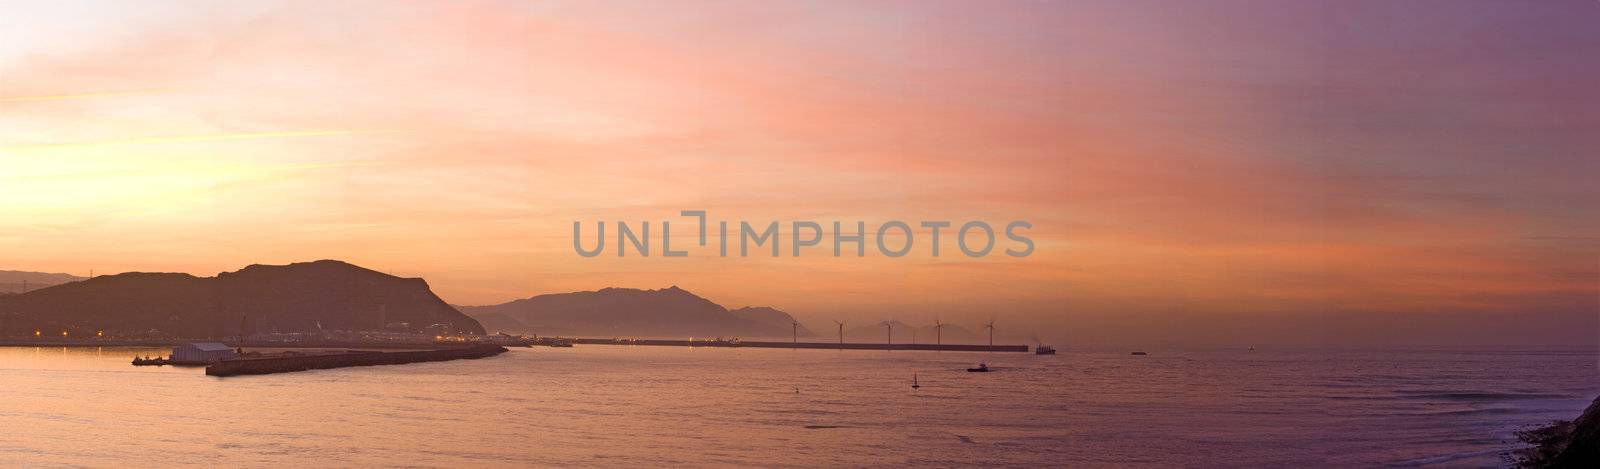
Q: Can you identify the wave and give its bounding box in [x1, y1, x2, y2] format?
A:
[1393, 391, 1570, 401]
[1386, 448, 1507, 467]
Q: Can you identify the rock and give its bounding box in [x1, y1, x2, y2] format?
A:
[1519, 395, 1600, 468]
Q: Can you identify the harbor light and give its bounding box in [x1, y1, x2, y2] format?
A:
[96, 331, 104, 337]
[34, 330, 41, 337]
[62, 331, 69, 337]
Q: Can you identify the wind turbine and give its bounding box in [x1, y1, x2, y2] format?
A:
[883, 320, 894, 345]
[791, 321, 799, 345]
[934, 319, 944, 346]
[985, 318, 996, 346]
[833, 320, 845, 346]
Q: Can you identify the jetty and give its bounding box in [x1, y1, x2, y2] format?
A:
[204, 344, 507, 377]
[570, 338, 1031, 352]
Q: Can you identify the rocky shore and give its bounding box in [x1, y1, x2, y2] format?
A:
[1517, 395, 1600, 467]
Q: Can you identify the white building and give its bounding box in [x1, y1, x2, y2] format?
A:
[171, 342, 237, 363]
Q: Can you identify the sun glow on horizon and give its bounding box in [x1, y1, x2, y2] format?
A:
[0, 1, 1595, 346]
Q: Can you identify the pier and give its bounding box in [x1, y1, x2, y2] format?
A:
[205, 344, 507, 377]
[569, 338, 1031, 352]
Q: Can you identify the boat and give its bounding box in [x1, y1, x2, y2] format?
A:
[912, 373, 921, 389]
[1035, 345, 1056, 355]
[966, 362, 990, 372]
[131, 356, 168, 366]
[1130, 351, 1148, 356]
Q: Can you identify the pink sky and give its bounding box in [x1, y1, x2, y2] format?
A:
[1, 1, 1596, 345]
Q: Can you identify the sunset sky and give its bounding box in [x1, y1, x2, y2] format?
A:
[1, 1, 1595, 346]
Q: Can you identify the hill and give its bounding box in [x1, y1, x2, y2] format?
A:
[0, 260, 483, 338]
[0, 270, 86, 294]
[459, 286, 811, 339]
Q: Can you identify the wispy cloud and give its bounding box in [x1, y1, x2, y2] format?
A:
[0, 88, 178, 103]
[0, 1, 1594, 345]
[0, 130, 389, 153]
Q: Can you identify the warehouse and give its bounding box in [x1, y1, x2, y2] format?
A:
[170, 342, 237, 364]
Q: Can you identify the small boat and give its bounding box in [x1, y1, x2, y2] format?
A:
[1035, 345, 1056, 355]
[912, 373, 921, 389]
[1130, 351, 1148, 356]
[967, 362, 990, 372]
[131, 356, 168, 366]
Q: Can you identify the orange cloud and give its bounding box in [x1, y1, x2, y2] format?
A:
[0, 1, 1594, 345]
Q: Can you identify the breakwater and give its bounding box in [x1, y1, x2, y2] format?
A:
[0, 339, 480, 350]
[570, 338, 1031, 352]
[205, 344, 507, 377]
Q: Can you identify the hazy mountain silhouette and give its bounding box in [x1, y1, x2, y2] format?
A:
[729, 306, 812, 335]
[0, 270, 86, 294]
[0, 260, 483, 338]
[459, 286, 812, 339]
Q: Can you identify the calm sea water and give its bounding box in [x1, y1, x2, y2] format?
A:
[1, 345, 1595, 467]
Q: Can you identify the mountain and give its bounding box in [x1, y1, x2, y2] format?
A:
[0, 260, 483, 338]
[467, 311, 527, 333]
[730, 307, 814, 336]
[0, 270, 86, 294]
[459, 286, 810, 339]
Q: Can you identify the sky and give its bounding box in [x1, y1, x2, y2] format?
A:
[1, 0, 1596, 346]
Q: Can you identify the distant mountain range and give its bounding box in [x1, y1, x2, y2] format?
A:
[2, 263, 996, 343]
[0, 260, 483, 338]
[0, 270, 86, 294]
[459, 286, 813, 339]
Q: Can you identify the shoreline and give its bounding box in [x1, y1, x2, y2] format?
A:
[570, 337, 1032, 352]
[0, 339, 464, 350]
[1516, 395, 1600, 467]
[0, 338, 1036, 352]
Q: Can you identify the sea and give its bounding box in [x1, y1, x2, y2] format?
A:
[1, 345, 1595, 467]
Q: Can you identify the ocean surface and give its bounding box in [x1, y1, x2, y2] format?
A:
[1, 345, 1596, 467]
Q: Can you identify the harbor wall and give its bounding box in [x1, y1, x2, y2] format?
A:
[205, 344, 507, 377]
[569, 338, 1031, 352]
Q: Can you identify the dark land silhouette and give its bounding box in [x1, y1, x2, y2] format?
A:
[459, 286, 812, 339]
[0, 270, 86, 294]
[0, 260, 484, 338]
[1519, 396, 1600, 468]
